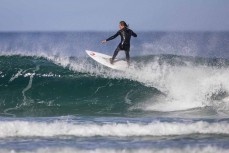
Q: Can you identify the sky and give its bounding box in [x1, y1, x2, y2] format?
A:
[0, 0, 229, 32]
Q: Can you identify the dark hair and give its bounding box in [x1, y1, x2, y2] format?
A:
[120, 21, 129, 28]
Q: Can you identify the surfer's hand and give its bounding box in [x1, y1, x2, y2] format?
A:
[101, 40, 107, 43]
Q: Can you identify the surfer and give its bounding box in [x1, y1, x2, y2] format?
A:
[102, 21, 137, 64]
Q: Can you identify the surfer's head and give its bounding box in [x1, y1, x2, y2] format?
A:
[119, 21, 128, 30]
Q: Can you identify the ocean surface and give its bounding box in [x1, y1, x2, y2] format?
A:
[0, 32, 229, 153]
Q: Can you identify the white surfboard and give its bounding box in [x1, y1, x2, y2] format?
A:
[85, 50, 128, 71]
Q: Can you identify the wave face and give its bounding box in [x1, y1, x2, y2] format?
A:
[0, 54, 229, 117]
[0, 55, 160, 116]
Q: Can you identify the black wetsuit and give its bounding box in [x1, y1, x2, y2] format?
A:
[106, 28, 137, 63]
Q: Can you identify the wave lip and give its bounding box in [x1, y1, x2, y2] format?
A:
[0, 120, 228, 138]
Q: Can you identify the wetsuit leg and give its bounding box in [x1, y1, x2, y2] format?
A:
[124, 44, 130, 64]
[125, 50, 130, 64]
[112, 46, 121, 60]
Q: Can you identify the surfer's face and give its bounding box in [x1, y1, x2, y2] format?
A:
[119, 24, 124, 30]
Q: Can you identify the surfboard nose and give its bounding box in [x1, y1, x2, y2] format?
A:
[86, 50, 95, 56]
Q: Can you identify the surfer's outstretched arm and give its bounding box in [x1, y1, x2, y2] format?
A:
[106, 32, 119, 41]
[102, 32, 119, 43]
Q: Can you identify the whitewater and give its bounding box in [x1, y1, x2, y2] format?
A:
[0, 32, 229, 152]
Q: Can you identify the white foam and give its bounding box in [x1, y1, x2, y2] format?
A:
[96, 61, 229, 113]
[2, 146, 229, 153]
[9, 69, 23, 82]
[147, 65, 229, 112]
[75, 57, 229, 113]
[0, 120, 228, 138]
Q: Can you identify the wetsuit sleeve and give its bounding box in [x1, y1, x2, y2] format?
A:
[131, 30, 137, 37]
[106, 31, 119, 41]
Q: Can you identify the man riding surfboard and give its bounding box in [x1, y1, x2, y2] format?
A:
[102, 21, 137, 65]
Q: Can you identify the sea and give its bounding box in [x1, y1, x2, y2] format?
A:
[0, 31, 229, 153]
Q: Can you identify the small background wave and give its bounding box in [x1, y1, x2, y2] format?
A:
[0, 116, 228, 152]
